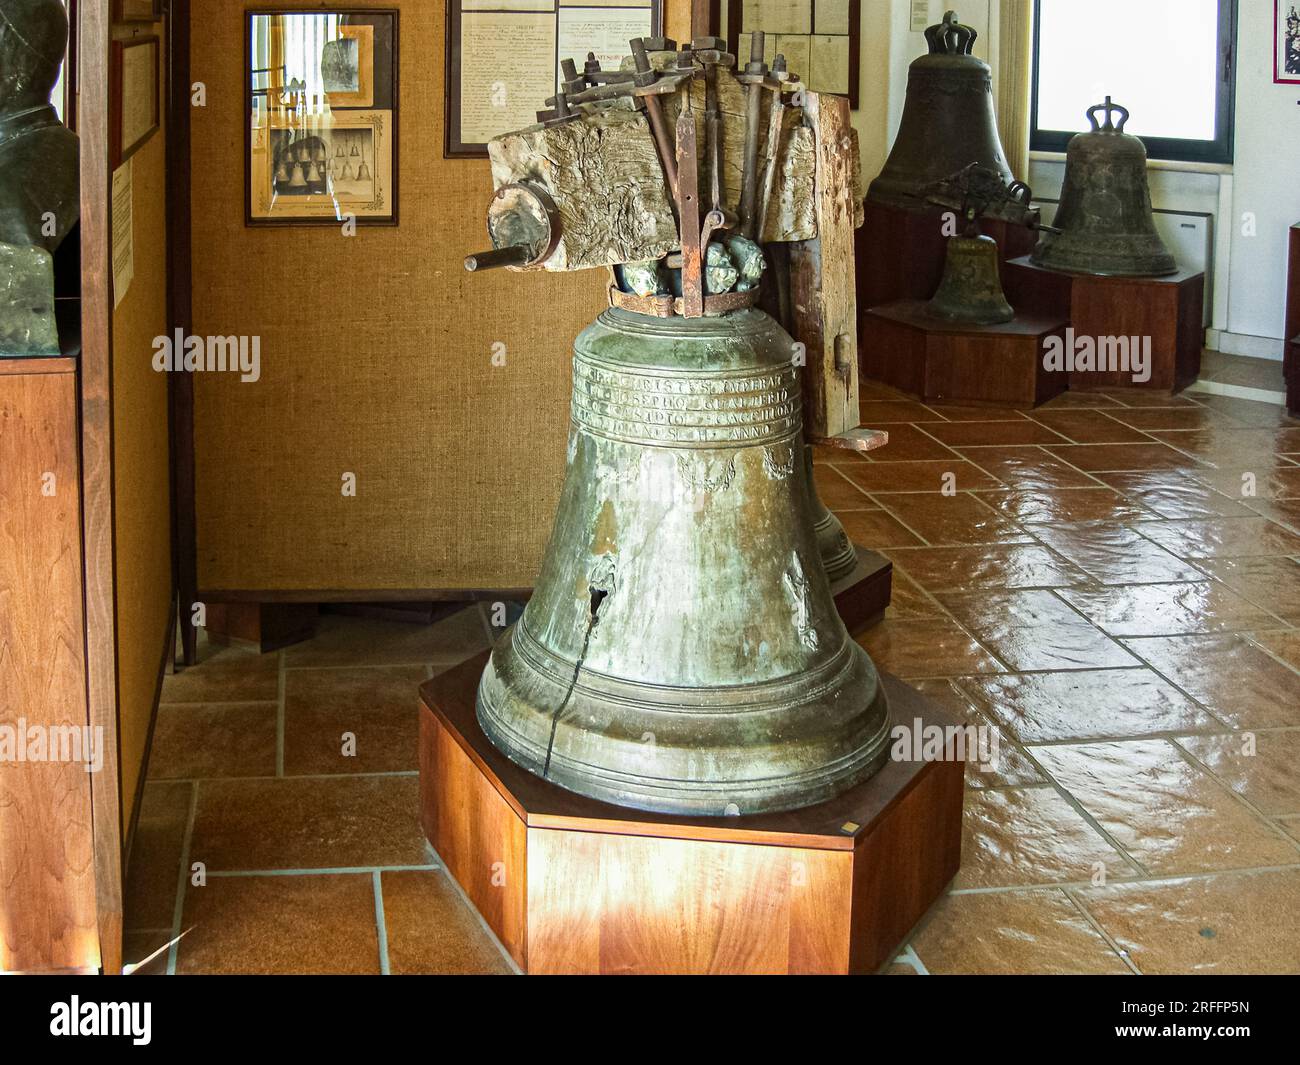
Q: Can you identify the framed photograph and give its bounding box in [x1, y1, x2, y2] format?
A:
[445, 0, 662, 159]
[113, 0, 160, 22]
[110, 36, 159, 167]
[246, 9, 398, 226]
[1278, 2, 1300, 83]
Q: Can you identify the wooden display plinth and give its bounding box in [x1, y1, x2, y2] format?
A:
[418, 654, 964, 975]
[1004, 257, 1205, 392]
[856, 199, 1038, 313]
[861, 300, 1069, 408]
[834, 546, 892, 634]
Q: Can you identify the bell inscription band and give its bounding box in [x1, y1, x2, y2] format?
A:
[866, 10, 1016, 217]
[477, 308, 892, 816]
[1032, 97, 1178, 278]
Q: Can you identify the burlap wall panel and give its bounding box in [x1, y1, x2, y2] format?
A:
[112, 26, 173, 829]
[190, 0, 613, 593]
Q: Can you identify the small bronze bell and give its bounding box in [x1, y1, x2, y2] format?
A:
[867, 11, 1017, 217]
[928, 233, 1014, 325]
[1032, 98, 1177, 278]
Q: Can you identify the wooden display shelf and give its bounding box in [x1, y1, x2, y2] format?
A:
[834, 545, 892, 634]
[861, 300, 1069, 408]
[418, 653, 965, 975]
[1004, 256, 1205, 392]
[856, 199, 1037, 313]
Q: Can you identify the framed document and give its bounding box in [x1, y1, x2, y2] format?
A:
[110, 35, 159, 167]
[727, 0, 860, 109]
[445, 0, 663, 158]
[113, 0, 161, 22]
[245, 9, 398, 226]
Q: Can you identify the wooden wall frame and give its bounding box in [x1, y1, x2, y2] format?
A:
[725, 0, 860, 110]
[444, 0, 664, 158]
[110, 35, 161, 167]
[114, 0, 162, 21]
[244, 8, 400, 227]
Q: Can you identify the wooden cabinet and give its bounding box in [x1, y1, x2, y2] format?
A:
[0, 358, 101, 973]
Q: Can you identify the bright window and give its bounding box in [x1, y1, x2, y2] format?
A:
[1031, 0, 1236, 163]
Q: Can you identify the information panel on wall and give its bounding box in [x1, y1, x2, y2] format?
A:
[446, 0, 662, 157]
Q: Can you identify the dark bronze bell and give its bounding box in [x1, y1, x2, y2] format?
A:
[1032, 98, 1177, 278]
[867, 11, 1016, 216]
[928, 233, 1014, 325]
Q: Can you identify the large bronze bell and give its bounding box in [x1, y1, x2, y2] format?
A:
[477, 307, 893, 817]
[867, 11, 1016, 216]
[1032, 98, 1177, 277]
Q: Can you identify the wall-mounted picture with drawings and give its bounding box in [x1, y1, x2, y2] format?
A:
[1278, 2, 1300, 83]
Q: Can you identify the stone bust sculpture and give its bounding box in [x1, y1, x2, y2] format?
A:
[0, 0, 78, 355]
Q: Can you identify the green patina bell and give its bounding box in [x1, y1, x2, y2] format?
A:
[477, 307, 892, 816]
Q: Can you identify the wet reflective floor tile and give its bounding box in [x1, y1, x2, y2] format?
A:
[956, 446, 1103, 489]
[955, 669, 1222, 744]
[161, 643, 279, 703]
[877, 566, 946, 619]
[920, 419, 1071, 447]
[1095, 471, 1257, 519]
[954, 786, 1135, 889]
[283, 610, 489, 668]
[872, 493, 1030, 545]
[860, 422, 960, 462]
[906, 679, 1044, 788]
[812, 464, 875, 509]
[909, 890, 1131, 975]
[1192, 557, 1300, 624]
[854, 618, 1004, 678]
[939, 590, 1140, 671]
[1075, 870, 1300, 975]
[1147, 427, 1300, 459]
[1029, 522, 1207, 585]
[1248, 628, 1300, 670]
[858, 399, 945, 423]
[834, 507, 926, 549]
[1175, 731, 1300, 816]
[1056, 581, 1281, 637]
[886, 543, 1089, 592]
[1189, 394, 1300, 428]
[1121, 633, 1300, 728]
[837, 459, 1001, 493]
[1046, 442, 1207, 473]
[1104, 406, 1245, 431]
[1026, 409, 1153, 444]
[1031, 740, 1299, 875]
[976, 486, 1157, 525]
[1133, 517, 1300, 559]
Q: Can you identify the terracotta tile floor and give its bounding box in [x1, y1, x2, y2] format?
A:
[123, 385, 1300, 975]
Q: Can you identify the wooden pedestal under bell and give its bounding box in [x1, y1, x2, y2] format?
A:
[418, 653, 965, 975]
[861, 300, 1069, 408]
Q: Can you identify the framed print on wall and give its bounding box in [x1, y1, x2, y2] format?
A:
[727, 0, 861, 110]
[445, 0, 663, 158]
[1278, 2, 1300, 83]
[113, 0, 160, 21]
[246, 9, 399, 226]
[110, 35, 159, 167]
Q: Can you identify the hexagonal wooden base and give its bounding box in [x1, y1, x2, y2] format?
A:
[418, 654, 964, 974]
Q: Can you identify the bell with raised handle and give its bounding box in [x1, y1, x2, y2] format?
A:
[1032, 98, 1178, 277]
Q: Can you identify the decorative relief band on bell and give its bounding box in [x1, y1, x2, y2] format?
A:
[572, 357, 801, 446]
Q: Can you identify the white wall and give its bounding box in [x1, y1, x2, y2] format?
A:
[1222, 1, 1299, 348]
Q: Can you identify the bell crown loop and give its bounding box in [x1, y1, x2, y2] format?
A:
[1087, 96, 1130, 133]
[925, 10, 977, 56]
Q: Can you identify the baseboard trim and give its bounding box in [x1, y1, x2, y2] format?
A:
[1205, 329, 1285, 360]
